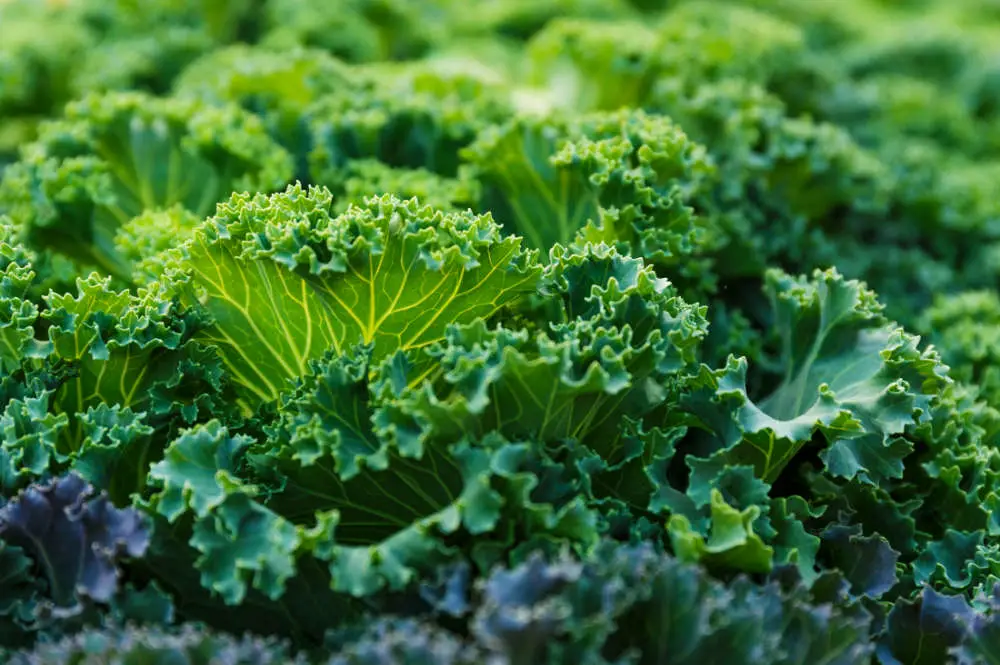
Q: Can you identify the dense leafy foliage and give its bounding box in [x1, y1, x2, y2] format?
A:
[2, 0, 1000, 662]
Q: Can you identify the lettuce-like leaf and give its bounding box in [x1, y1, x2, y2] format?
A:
[261, 351, 597, 597]
[40, 274, 220, 446]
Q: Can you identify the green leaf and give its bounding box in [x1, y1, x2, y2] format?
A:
[71, 404, 155, 506]
[461, 108, 714, 269]
[189, 492, 301, 605]
[379, 245, 706, 455]
[667, 489, 774, 574]
[1, 390, 68, 478]
[258, 348, 603, 598]
[0, 247, 45, 370]
[39, 274, 208, 450]
[821, 524, 899, 598]
[305, 61, 506, 185]
[684, 268, 949, 484]
[0, 92, 294, 282]
[914, 530, 1000, 596]
[0, 543, 44, 648]
[184, 185, 540, 408]
[769, 496, 822, 584]
[878, 589, 973, 665]
[335, 160, 480, 215]
[147, 420, 254, 523]
[144, 421, 304, 605]
[257, 351, 501, 597]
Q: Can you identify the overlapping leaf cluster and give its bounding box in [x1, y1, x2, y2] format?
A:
[1, 0, 1000, 662]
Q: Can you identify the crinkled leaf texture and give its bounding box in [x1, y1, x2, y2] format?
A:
[137, 239, 707, 610]
[7, 622, 303, 665]
[645, 267, 950, 580]
[0, 92, 294, 283]
[326, 618, 487, 665]
[380, 243, 707, 454]
[11, 272, 226, 455]
[412, 540, 874, 665]
[143, 350, 598, 606]
[183, 185, 541, 408]
[461, 108, 714, 271]
[144, 420, 300, 606]
[684, 267, 949, 485]
[0, 474, 148, 616]
[306, 70, 509, 187]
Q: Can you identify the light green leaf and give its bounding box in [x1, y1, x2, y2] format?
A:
[184, 185, 540, 407]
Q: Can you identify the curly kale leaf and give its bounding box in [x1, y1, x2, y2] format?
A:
[8, 622, 303, 665]
[684, 268, 949, 485]
[0, 92, 293, 284]
[461, 108, 715, 280]
[183, 185, 540, 408]
[0, 473, 148, 614]
[413, 541, 874, 665]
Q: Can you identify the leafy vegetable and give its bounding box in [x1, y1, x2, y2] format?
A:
[2, 0, 1000, 662]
